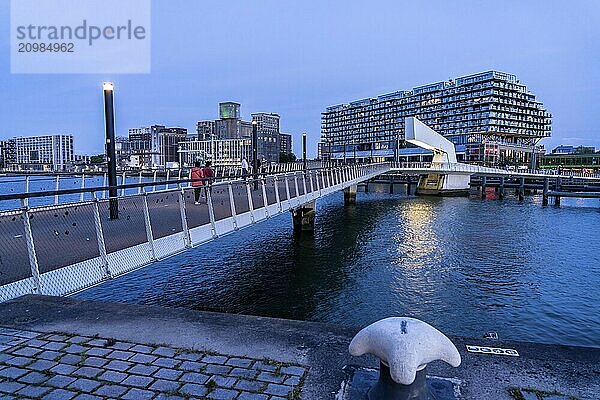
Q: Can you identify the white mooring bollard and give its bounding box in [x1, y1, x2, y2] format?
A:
[349, 317, 461, 400]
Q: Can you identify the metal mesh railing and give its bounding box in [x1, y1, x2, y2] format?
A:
[29, 203, 100, 274]
[265, 176, 278, 205]
[0, 163, 391, 301]
[99, 196, 148, 254]
[182, 187, 211, 228]
[231, 182, 250, 215]
[0, 210, 32, 290]
[249, 180, 265, 209]
[211, 184, 233, 221]
[147, 191, 183, 239]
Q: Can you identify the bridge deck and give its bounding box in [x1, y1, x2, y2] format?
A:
[0, 165, 388, 302]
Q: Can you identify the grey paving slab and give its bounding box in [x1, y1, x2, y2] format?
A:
[0, 380, 25, 394]
[264, 383, 293, 397]
[68, 377, 102, 392]
[46, 374, 77, 388]
[41, 388, 78, 400]
[16, 384, 51, 397]
[154, 367, 184, 381]
[205, 363, 232, 375]
[180, 382, 208, 397]
[97, 369, 127, 384]
[206, 387, 239, 400]
[180, 371, 210, 384]
[121, 387, 155, 399]
[149, 378, 180, 392]
[93, 384, 128, 397]
[49, 363, 78, 375]
[121, 374, 154, 388]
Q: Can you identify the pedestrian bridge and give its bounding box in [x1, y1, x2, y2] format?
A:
[0, 164, 387, 302]
[2, 159, 599, 303]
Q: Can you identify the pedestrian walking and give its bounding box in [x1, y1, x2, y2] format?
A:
[191, 161, 204, 204]
[241, 157, 249, 182]
[203, 161, 215, 199]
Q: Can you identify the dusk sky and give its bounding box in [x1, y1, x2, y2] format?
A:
[1, 0, 599, 157]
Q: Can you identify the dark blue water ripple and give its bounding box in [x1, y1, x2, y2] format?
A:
[77, 191, 600, 347]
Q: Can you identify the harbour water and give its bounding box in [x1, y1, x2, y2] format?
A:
[75, 188, 600, 348]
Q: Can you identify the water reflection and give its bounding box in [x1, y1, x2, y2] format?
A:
[78, 192, 600, 347]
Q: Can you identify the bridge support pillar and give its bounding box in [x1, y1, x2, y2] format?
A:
[498, 177, 505, 199]
[292, 200, 316, 232]
[555, 195, 561, 206]
[344, 185, 357, 206]
[518, 178, 525, 201]
[480, 176, 487, 199]
[542, 178, 549, 206]
[415, 173, 470, 196]
[406, 176, 412, 195]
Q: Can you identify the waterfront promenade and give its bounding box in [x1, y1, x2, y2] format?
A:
[0, 295, 598, 399]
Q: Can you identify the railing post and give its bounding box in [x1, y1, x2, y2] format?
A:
[102, 173, 107, 199]
[80, 174, 86, 202]
[178, 188, 191, 248]
[274, 176, 281, 212]
[228, 182, 238, 229]
[246, 181, 255, 223]
[165, 169, 171, 190]
[138, 171, 143, 194]
[177, 169, 182, 189]
[206, 187, 217, 238]
[285, 174, 291, 203]
[54, 175, 60, 205]
[316, 171, 322, 196]
[92, 194, 111, 278]
[120, 172, 126, 197]
[21, 199, 41, 294]
[153, 170, 157, 192]
[261, 177, 269, 217]
[302, 172, 308, 197]
[309, 172, 315, 194]
[24, 175, 30, 207]
[293, 173, 300, 198]
[141, 192, 156, 261]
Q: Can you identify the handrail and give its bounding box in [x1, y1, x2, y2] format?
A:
[0, 163, 391, 206]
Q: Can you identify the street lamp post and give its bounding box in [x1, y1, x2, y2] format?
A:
[302, 132, 307, 171]
[103, 82, 118, 220]
[252, 120, 258, 190]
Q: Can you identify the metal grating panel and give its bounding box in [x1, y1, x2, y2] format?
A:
[99, 197, 147, 254]
[211, 185, 233, 221]
[29, 203, 100, 274]
[265, 177, 278, 205]
[147, 192, 183, 239]
[0, 210, 31, 286]
[182, 187, 211, 229]
[231, 182, 250, 215]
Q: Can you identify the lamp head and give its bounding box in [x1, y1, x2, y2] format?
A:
[103, 82, 114, 91]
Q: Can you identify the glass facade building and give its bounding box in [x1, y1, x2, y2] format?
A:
[321, 71, 552, 166]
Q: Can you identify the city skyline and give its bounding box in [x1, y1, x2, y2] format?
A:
[1, 1, 599, 157]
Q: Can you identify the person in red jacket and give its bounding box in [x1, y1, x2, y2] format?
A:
[202, 160, 215, 199]
[191, 161, 204, 204]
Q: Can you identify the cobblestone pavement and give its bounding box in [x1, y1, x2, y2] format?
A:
[508, 388, 576, 400]
[0, 327, 307, 400]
